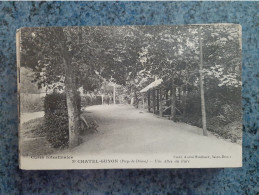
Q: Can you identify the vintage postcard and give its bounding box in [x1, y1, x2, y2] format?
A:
[17, 24, 242, 170]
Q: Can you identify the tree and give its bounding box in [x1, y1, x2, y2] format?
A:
[142, 26, 200, 121]
[20, 67, 41, 94]
[198, 27, 208, 136]
[20, 27, 104, 148]
[20, 25, 242, 145]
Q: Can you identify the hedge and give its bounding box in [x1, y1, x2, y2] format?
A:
[44, 92, 80, 148]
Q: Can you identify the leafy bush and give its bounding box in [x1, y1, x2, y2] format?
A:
[44, 93, 80, 148]
[174, 86, 241, 143]
[81, 96, 92, 107]
[44, 93, 69, 148]
[92, 96, 102, 105]
[81, 95, 102, 107]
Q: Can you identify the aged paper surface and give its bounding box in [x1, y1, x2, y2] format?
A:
[18, 24, 242, 170]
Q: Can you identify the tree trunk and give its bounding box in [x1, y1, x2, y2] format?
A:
[165, 89, 168, 103]
[148, 91, 151, 112]
[152, 89, 156, 114]
[64, 57, 80, 148]
[199, 27, 208, 136]
[170, 84, 176, 121]
[156, 89, 159, 111]
[183, 85, 187, 118]
[170, 76, 176, 121]
[134, 90, 139, 108]
[142, 93, 145, 110]
[159, 88, 163, 117]
[113, 85, 116, 104]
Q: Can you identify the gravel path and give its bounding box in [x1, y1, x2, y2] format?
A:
[21, 111, 44, 124]
[69, 104, 241, 155]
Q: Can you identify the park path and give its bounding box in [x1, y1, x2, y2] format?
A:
[21, 111, 44, 124]
[70, 104, 241, 155]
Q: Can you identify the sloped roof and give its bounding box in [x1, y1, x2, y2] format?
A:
[140, 79, 163, 93]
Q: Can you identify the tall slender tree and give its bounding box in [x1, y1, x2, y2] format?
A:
[198, 27, 208, 136]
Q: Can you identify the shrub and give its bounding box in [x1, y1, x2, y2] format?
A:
[81, 96, 92, 107]
[92, 96, 102, 105]
[44, 92, 81, 148]
[44, 93, 69, 148]
[81, 95, 103, 107]
[177, 88, 241, 143]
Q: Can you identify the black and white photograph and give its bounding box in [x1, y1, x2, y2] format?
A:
[17, 24, 242, 169]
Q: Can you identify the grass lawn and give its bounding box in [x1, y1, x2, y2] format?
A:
[20, 117, 56, 156]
